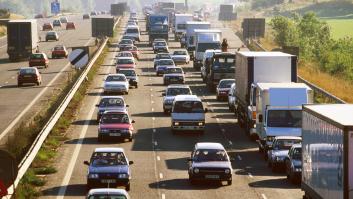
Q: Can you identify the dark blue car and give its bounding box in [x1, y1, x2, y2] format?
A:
[84, 148, 133, 191]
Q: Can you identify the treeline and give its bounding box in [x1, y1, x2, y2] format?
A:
[0, 0, 95, 17]
[270, 13, 353, 81]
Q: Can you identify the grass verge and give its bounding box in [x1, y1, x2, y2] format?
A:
[0, 26, 6, 37]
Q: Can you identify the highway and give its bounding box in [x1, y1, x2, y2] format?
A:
[37, 16, 304, 199]
[0, 15, 94, 143]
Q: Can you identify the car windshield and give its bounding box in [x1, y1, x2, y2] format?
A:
[166, 68, 182, 74]
[53, 20, 60, 24]
[197, 43, 221, 52]
[267, 110, 302, 128]
[167, 88, 191, 96]
[212, 57, 235, 72]
[193, 149, 229, 162]
[118, 53, 132, 57]
[117, 59, 133, 64]
[173, 101, 204, 113]
[274, 139, 301, 150]
[101, 113, 129, 124]
[120, 40, 132, 44]
[127, 28, 138, 33]
[177, 24, 186, 30]
[157, 54, 170, 59]
[156, 42, 166, 46]
[88, 195, 127, 199]
[106, 75, 126, 82]
[20, 68, 36, 75]
[31, 54, 43, 59]
[219, 80, 235, 88]
[159, 60, 174, 65]
[91, 152, 127, 166]
[292, 148, 302, 160]
[47, 32, 56, 35]
[54, 46, 64, 50]
[99, 98, 124, 107]
[173, 51, 187, 55]
[118, 70, 136, 76]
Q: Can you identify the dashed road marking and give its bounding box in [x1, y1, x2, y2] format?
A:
[5, 82, 8, 84]
[216, 118, 220, 122]
[152, 108, 154, 112]
[157, 156, 160, 161]
[162, 193, 166, 199]
[261, 194, 268, 199]
[150, 88, 153, 91]
[152, 117, 155, 121]
[237, 155, 242, 161]
[11, 76, 15, 79]
[154, 141, 158, 146]
[151, 94, 154, 97]
[159, 173, 163, 179]
[248, 173, 253, 178]
[221, 128, 225, 132]
[151, 100, 154, 104]
[153, 129, 156, 133]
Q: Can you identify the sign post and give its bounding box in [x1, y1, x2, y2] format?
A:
[51, 0, 61, 15]
[68, 49, 89, 70]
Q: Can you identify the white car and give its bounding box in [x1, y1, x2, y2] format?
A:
[228, 83, 236, 111]
[125, 25, 140, 41]
[154, 53, 172, 69]
[87, 188, 130, 199]
[163, 67, 185, 85]
[162, 85, 192, 114]
[103, 74, 129, 94]
[171, 50, 190, 64]
[216, 79, 235, 101]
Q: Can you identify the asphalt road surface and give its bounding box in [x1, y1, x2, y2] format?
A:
[0, 15, 95, 143]
[39, 16, 304, 199]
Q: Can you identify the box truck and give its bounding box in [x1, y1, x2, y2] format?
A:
[7, 20, 39, 61]
[205, 52, 235, 90]
[194, 29, 222, 70]
[148, 15, 169, 44]
[255, 83, 313, 153]
[301, 104, 353, 199]
[235, 51, 297, 137]
[174, 14, 193, 41]
[91, 17, 115, 38]
[185, 21, 210, 58]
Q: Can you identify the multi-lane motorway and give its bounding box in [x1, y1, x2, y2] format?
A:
[0, 15, 94, 143]
[36, 16, 304, 199]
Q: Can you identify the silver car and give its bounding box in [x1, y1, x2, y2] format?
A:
[103, 74, 129, 94]
[162, 85, 192, 114]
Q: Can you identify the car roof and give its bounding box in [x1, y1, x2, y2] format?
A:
[94, 147, 125, 153]
[166, 66, 182, 69]
[107, 74, 126, 77]
[100, 96, 124, 100]
[117, 56, 134, 60]
[219, 79, 235, 82]
[167, 84, 190, 89]
[274, 136, 302, 140]
[127, 25, 138, 28]
[20, 67, 37, 70]
[174, 95, 201, 102]
[159, 59, 173, 61]
[195, 142, 225, 150]
[118, 68, 135, 71]
[103, 110, 128, 115]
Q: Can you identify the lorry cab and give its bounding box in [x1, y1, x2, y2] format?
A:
[125, 25, 140, 42]
[206, 52, 235, 89]
[171, 95, 208, 134]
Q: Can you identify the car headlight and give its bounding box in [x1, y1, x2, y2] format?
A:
[276, 156, 284, 162]
[295, 167, 302, 172]
[174, 122, 179, 126]
[88, 173, 99, 178]
[198, 122, 204, 126]
[120, 129, 130, 134]
[225, 169, 231, 174]
[193, 168, 199, 174]
[118, 173, 128, 178]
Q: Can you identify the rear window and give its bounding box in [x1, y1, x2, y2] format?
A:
[126, 28, 138, 34]
[173, 101, 204, 113]
[20, 68, 36, 75]
[159, 60, 174, 65]
[31, 54, 44, 59]
[117, 59, 134, 65]
[99, 98, 124, 107]
[106, 75, 126, 82]
[173, 51, 186, 55]
[54, 46, 64, 50]
[118, 70, 136, 76]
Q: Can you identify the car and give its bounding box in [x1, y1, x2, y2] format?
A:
[127, 20, 137, 26]
[60, 17, 68, 23]
[84, 148, 134, 190]
[98, 111, 135, 142]
[66, 22, 76, 30]
[90, 11, 98, 16]
[153, 41, 169, 53]
[117, 69, 138, 88]
[267, 136, 302, 172]
[123, 46, 139, 60]
[216, 79, 235, 101]
[51, 45, 68, 58]
[42, 23, 53, 31]
[171, 95, 207, 134]
[83, 14, 90, 19]
[155, 59, 175, 76]
[87, 188, 130, 199]
[163, 67, 185, 85]
[119, 39, 134, 51]
[162, 85, 192, 114]
[45, 31, 59, 41]
[125, 25, 140, 42]
[103, 74, 129, 94]
[154, 53, 172, 69]
[116, 57, 136, 71]
[34, 14, 44, 19]
[171, 50, 190, 64]
[52, 19, 62, 27]
[17, 67, 42, 86]
[187, 143, 233, 185]
[227, 83, 236, 111]
[116, 51, 133, 58]
[180, 33, 187, 48]
[121, 35, 136, 44]
[201, 49, 222, 81]
[285, 144, 302, 184]
[96, 96, 129, 121]
[29, 53, 49, 68]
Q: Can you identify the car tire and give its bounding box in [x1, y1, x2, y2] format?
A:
[135, 84, 138, 88]
[129, 137, 133, 142]
[163, 109, 168, 114]
[126, 183, 130, 191]
[227, 180, 232, 185]
[216, 96, 220, 101]
[189, 177, 196, 185]
[37, 82, 40, 86]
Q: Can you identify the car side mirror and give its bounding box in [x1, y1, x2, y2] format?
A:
[129, 161, 134, 165]
[204, 108, 208, 113]
[258, 114, 263, 123]
[126, 104, 129, 107]
[84, 161, 90, 165]
[131, 120, 136, 123]
[162, 93, 166, 96]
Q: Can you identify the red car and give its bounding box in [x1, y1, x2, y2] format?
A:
[116, 57, 136, 70]
[51, 45, 68, 58]
[42, 23, 53, 31]
[17, 67, 42, 86]
[66, 22, 76, 30]
[29, 53, 49, 68]
[124, 46, 139, 60]
[98, 110, 135, 142]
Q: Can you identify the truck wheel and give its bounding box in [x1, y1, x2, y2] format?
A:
[227, 180, 232, 185]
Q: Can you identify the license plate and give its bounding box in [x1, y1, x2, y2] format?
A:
[205, 175, 219, 179]
[24, 75, 32, 78]
[110, 133, 121, 136]
[101, 179, 116, 183]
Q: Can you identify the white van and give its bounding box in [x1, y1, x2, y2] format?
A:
[171, 95, 208, 134]
[125, 25, 140, 41]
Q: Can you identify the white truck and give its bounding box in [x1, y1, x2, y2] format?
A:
[235, 51, 298, 139]
[255, 83, 313, 153]
[301, 104, 353, 199]
[193, 29, 222, 70]
[185, 21, 210, 58]
[174, 14, 193, 41]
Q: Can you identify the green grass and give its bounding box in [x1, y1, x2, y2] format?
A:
[325, 19, 353, 39]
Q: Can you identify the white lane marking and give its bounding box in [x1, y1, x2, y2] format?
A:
[216, 118, 220, 122]
[159, 173, 163, 179]
[157, 156, 160, 161]
[150, 88, 153, 91]
[5, 82, 8, 84]
[237, 155, 242, 161]
[206, 102, 210, 105]
[11, 76, 15, 79]
[261, 194, 268, 199]
[152, 108, 154, 112]
[248, 173, 253, 178]
[151, 100, 154, 104]
[152, 117, 155, 121]
[0, 39, 92, 141]
[151, 94, 153, 97]
[228, 141, 233, 146]
[162, 193, 166, 199]
[153, 129, 156, 133]
[221, 128, 225, 132]
[154, 141, 158, 146]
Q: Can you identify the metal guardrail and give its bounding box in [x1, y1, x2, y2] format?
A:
[251, 39, 346, 104]
[5, 16, 121, 198]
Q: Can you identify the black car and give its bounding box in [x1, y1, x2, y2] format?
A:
[83, 14, 90, 19]
[285, 144, 302, 184]
[188, 142, 233, 185]
[84, 148, 133, 191]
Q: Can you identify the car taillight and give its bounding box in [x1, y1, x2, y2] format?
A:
[252, 111, 256, 120]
